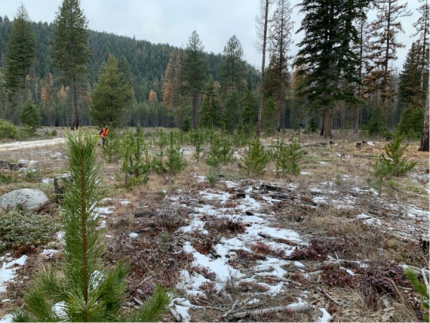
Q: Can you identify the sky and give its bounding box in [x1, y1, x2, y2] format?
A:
[0, 0, 424, 71]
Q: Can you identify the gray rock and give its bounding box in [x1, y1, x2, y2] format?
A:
[0, 188, 49, 210]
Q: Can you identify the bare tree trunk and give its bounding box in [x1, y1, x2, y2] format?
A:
[192, 93, 198, 129]
[256, 0, 271, 137]
[324, 106, 332, 138]
[276, 99, 282, 132]
[319, 108, 324, 136]
[419, 85, 429, 151]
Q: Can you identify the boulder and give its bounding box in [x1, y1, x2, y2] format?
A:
[0, 188, 49, 210]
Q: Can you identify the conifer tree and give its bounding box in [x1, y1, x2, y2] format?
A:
[241, 90, 258, 131]
[219, 35, 247, 95]
[222, 90, 240, 133]
[199, 77, 219, 129]
[165, 131, 187, 175]
[180, 31, 206, 128]
[294, 0, 369, 138]
[51, 0, 91, 129]
[364, 0, 412, 122]
[90, 54, 129, 127]
[20, 99, 41, 132]
[163, 50, 181, 110]
[4, 4, 35, 124]
[241, 136, 271, 177]
[13, 132, 169, 322]
[268, 0, 293, 132]
[412, 0, 429, 108]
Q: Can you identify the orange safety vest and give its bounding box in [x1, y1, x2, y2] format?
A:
[101, 128, 109, 138]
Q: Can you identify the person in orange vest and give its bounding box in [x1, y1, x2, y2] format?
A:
[99, 125, 109, 146]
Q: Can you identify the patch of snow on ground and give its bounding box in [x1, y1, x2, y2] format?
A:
[42, 178, 53, 184]
[170, 298, 192, 322]
[0, 314, 13, 322]
[0, 255, 28, 293]
[300, 171, 311, 175]
[318, 308, 332, 322]
[312, 196, 328, 205]
[40, 249, 59, 259]
[52, 301, 67, 320]
[180, 218, 208, 234]
[177, 270, 211, 298]
[224, 180, 238, 188]
[294, 261, 305, 267]
[129, 232, 139, 239]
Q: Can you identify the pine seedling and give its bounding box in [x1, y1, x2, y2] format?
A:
[275, 136, 303, 175]
[219, 136, 236, 164]
[153, 129, 169, 174]
[367, 156, 393, 197]
[241, 137, 271, 178]
[13, 131, 170, 322]
[205, 133, 225, 185]
[120, 130, 134, 188]
[101, 129, 121, 163]
[404, 268, 429, 322]
[165, 131, 187, 175]
[191, 129, 205, 162]
[381, 132, 417, 176]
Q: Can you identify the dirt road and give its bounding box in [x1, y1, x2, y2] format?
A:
[0, 138, 65, 152]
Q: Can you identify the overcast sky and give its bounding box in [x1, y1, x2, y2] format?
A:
[0, 0, 423, 71]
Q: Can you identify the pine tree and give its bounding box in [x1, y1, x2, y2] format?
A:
[180, 31, 206, 128]
[404, 268, 429, 321]
[4, 4, 36, 125]
[275, 136, 303, 175]
[219, 35, 247, 95]
[268, 0, 293, 132]
[294, 0, 370, 138]
[412, 0, 430, 109]
[90, 54, 129, 127]
[397, 41, 422, 114]
[221, 90, 240, 133]
[20, 98, 41, 132]
[163, 50, 180, 110]
[241, 136, 271, 177]
[241, 90, 258, 131]
[165, 131, 187, 175]
[199, 77, 219, 129]
[364, 0, 412, 122]
[51, 0, 91, 129]
[41, 73, 54, 126]
[13, 132, 169, 322]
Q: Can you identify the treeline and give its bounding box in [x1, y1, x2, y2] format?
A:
[0, 0, 428, 150]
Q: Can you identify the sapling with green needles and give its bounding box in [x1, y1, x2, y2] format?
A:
[13, 131, 169, 322]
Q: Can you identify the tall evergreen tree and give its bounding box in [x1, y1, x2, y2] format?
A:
[199, 77, 219, 129]
[412, 0, 429, 109]
[163, 50, 181, 110]
[268, 0, 293, 132]
[397, 41, 422, 113]
[255, 0, 274, 137]
[364, 0, 412, 121]
[90, 54, 129, 127]
[4, 4, 35, 125]
[219, 35, 247, 95]
[294, 0, 369, 138]
[180, 31, 206, 128]
[51, 0, 91, 129]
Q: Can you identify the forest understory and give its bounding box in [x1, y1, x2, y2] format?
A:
[0, 128, 429, 322]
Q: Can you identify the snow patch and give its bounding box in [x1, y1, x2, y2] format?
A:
[0, 255, 28, 293]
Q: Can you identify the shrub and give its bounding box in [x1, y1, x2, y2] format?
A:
[0, 208, 59, 253]
[51, 129, 57, 136]
[0, 118, 18, 139]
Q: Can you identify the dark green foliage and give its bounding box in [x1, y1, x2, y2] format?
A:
[0, 118, 18, 139]
[205, 132, 235, 184]
[294, 0, 369, 137]
[152, 129, 168, 174]
[241, 137, 271, 177]
[233, 127, 250, 148]
[404, 268, 429, 322]
[131, 285, 170, 322]
[0, 208, 59, 253]
[367, 106, 387, 136]
[397, 106, 424, 139]
[20, 99, 41, 132]
[367, 155, 393, 197]
[219, 35, 247, 94]
[165, 131, 187, 175]
[275, 135, 303, 175]
[199, 77, 219, 129]
[222, 90, 241, 134]
[101, 129, 121, 163]
[241, 90, 258, 130]
[4, 4, 35, 111]
[91, 54, 130, 128]
[51, 0, 91, 128]
[180, 31, 206, 128]
[0, 172, 12, 184]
